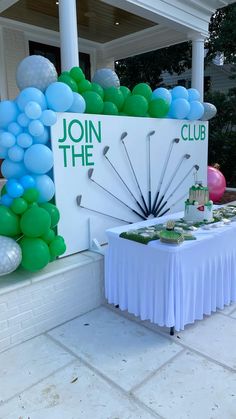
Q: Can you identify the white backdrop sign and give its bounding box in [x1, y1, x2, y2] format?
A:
[51, 114, 208, 256]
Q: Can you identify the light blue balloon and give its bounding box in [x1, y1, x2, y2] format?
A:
[151, 88, 172, 105]
[17, 113, 30, 128]
[33, 174, 55, 203]
[8, 145, 24, 162]
[28, 120, 45, 137]
[0, 146, 8, 159]
[16, 87, 47, 111]
[45, 82, 73, 112]
[1, 159, 27, 179]
[0, 100, 19, 129]
[24, 101, 42, 119]
[17, 132, 33, 149]
[68, 92, 86, 113]
[7, 122, 23, 136]
[169, 98, 190, 119]
[0, 132, 16, 148]
[0, 194, 13, 207]
[187, 100, 204, 120]
[40, 110, 57, 126]
[20, 175, 36, 189]
[6, 179, 24, 198]
[33, 128, 50, 145]
[24, 144, 53, 175]
[171, 86, 189, 100]
[187, 88, 200, 102]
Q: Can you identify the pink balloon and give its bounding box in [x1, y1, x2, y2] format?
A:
[207, 166, 226, 202]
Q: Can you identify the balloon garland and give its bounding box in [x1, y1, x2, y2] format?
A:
[0, 55, 217, 274]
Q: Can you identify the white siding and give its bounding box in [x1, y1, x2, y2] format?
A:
[2, 27, 27, 99]
[161, 63, 235, 95]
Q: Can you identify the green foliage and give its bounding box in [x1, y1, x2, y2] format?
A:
[206, 4, 236, 64]
[115, 42, 192, 89]
[207, 88, 236, 186]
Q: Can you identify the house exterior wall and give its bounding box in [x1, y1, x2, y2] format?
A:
[2, 27, 27, 99]
[0, 21, 98, 101]
[161, 64, 235, 95]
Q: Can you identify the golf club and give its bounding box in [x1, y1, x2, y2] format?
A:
[76, 195, 132, 223]
[103, 146, 147, 217]
[158, 192, 189, 217]
[151, 138, 180, 214]
[147, 130, 156, 213]
[120, 132, 149, 215]
[87, 168, 146, 220]
[155, 164, 200, 215]
[154, 154, 191, 215]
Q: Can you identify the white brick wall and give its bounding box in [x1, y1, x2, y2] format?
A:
[0, 252, 105, 353]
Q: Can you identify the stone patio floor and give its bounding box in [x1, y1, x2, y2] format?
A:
[0, 301, 236, 419]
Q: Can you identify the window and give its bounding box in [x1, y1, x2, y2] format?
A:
[204, 76, 211, 93]
[29, 41, 91, 79]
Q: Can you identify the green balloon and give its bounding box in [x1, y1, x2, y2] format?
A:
[0, 205, 21, 237]
[123, 94, 148, 117]
[103, 101, 119, 115]
[77, 79, 92, 93]
[132, 83, 152, 101]
[119, 86, 131, 101]
[1, 185, 6, 196]
[82, 91, 104, 114]
[41, 228, 56, 244]
[40, 203, 60, 228]
[69, 67, 85, 83]
[20, 207, 51, 237]
[103, 87, 124, 111]
[11, 198, 28, 215]
[20, 237, 50, 272]
[91, 82, 104, 99]
[58, 73, 78, 92]
[149, 98, 170, 118]
[49, 236, 66, 258]
[22, 188, 39, 203]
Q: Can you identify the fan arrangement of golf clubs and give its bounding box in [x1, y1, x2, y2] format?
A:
[77, 131, 200, 223]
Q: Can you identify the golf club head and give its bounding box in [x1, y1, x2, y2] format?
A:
[88, 168, 94, 179]
[194, 165, 200, 171]
[185, 154, 191, 159]
[76, 195, 82, 206]
[120, 132, 128, 141]
[103, 146, 109, 156]
[173, 138, 180, 143]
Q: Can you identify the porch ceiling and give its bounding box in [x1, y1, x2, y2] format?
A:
[0, 0, 157, 43]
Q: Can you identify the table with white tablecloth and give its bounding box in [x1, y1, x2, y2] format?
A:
[105, 212, 236, 331]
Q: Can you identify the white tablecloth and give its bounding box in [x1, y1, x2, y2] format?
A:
[105, 212, 236, 331]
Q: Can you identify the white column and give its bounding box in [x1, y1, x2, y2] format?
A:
[59, 0, 79, 72]
[191, 37, 205, 101]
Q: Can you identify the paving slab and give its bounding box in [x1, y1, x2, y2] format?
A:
[48, 306, 182, 391]
[175, 312, 236, 369]
[134, 350, 236, 419]
[0, 335, 75, 403]
[0, 360, 158, 419]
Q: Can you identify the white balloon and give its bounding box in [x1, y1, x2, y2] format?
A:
[92, 68, 120, 89]
[201, 102, 217, 121]
[16, 55, 58, 92]
[0, 236, 22, 276]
